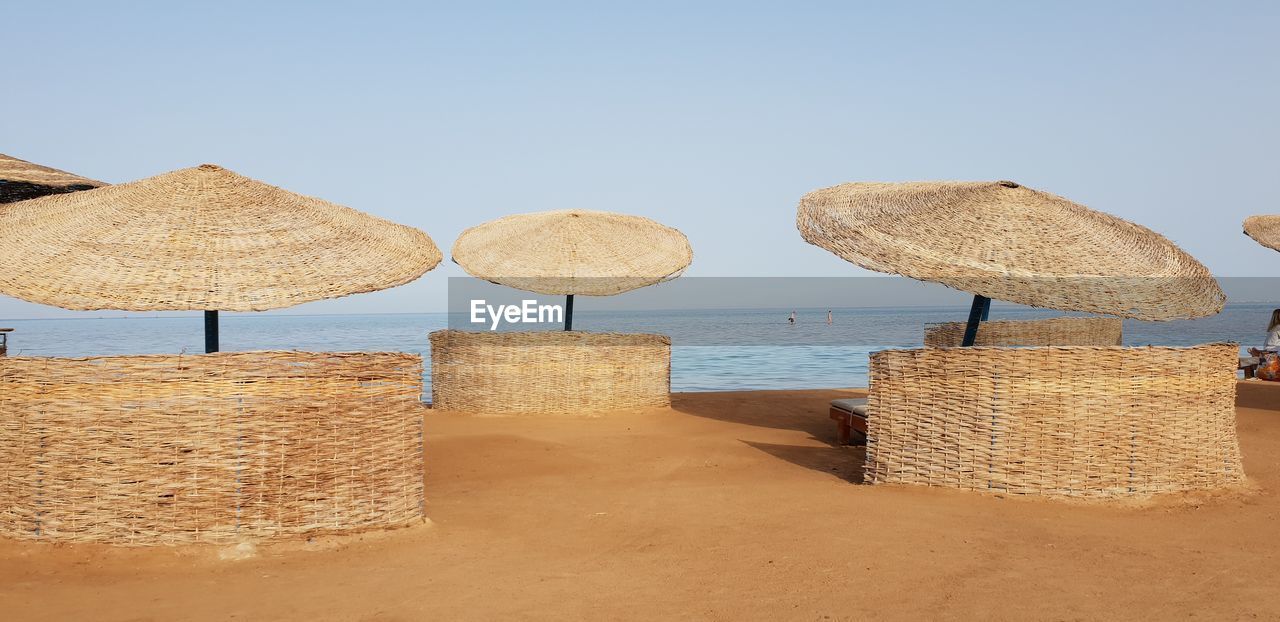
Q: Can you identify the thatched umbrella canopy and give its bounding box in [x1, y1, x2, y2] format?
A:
[1244, 215, 1280, 252]
[0, 153, 104, 203]
[452, 210, 692, 329]
[797, 181, 1223, 344]
[0, 163, 442, 351]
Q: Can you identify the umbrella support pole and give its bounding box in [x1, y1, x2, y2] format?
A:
[961, 295, 990, 347]
[204, 310, 219, 353]
[564, 295, 574, 331]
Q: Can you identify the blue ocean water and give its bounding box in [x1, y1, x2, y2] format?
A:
[1, 304, 1273, 393]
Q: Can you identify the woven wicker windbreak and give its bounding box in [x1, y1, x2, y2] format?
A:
[451, 210, 693, 296]
[1243, 215, 1280, 252]
[0, 164, 441, 311]
[429, 330, 671, 412]
[0, 153, 104, 203]
[796, 181, 1224, 320]
[0, 351, 425, 545]
[865, 343, 1244, 499]
[923, 317, 1123, 348]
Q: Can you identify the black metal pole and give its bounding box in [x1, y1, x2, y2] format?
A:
[564, 295, 574, 331]
[960, 295, 990, 347]
[204, 310, 219, 353]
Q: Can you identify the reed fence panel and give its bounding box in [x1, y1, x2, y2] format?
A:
[866, 343, 1244, 499]
[924, 316, 1123, 348]
[0, 351, 424, 545]
[429, 330, 670, 412]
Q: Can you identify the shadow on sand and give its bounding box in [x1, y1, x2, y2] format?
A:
[670, 390, 868, 483]
[1237, 381, 1280, 412]
[742, 441, 866, 484]
[670, 389, 866, 440]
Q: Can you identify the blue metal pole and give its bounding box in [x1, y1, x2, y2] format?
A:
[204, 310, 220, 353]
[961, 295, 990, 347]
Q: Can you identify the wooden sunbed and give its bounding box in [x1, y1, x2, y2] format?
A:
[829, 398, 868, 446]
[1242, 356, 1260, 379]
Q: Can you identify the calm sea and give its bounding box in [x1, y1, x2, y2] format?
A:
[1, 304, 1272, 392]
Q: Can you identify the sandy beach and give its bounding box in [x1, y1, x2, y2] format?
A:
[2, 383, 1278, 621]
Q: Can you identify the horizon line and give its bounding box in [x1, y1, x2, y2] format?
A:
[3, 300, 1279, 323]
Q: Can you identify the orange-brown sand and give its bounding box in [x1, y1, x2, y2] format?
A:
[4, 383, 1280, 621]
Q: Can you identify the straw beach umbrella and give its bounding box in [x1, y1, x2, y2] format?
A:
[1243, 215, 1280, 252]
[0, 163, 442, 352]
[0, 153, 104, 203]
[452, 210, 692, 329]
[797, 181, 1223, 344]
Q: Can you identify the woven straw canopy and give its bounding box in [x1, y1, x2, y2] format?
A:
[452, 210, 692, 296]
[1243, 215, 1280, 252]
[797, 181, 1223, 320]
[0, 153, 104, 203]
[0, 164, 441, 311]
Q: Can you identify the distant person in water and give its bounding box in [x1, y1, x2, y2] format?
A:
[827, 310, 832, 325]
[788, 311, 796, 325]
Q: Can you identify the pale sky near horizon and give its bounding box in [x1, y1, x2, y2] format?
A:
[3, 1, 1277, 318]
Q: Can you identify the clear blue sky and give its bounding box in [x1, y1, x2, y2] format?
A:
[3, 1, 1277, 317]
